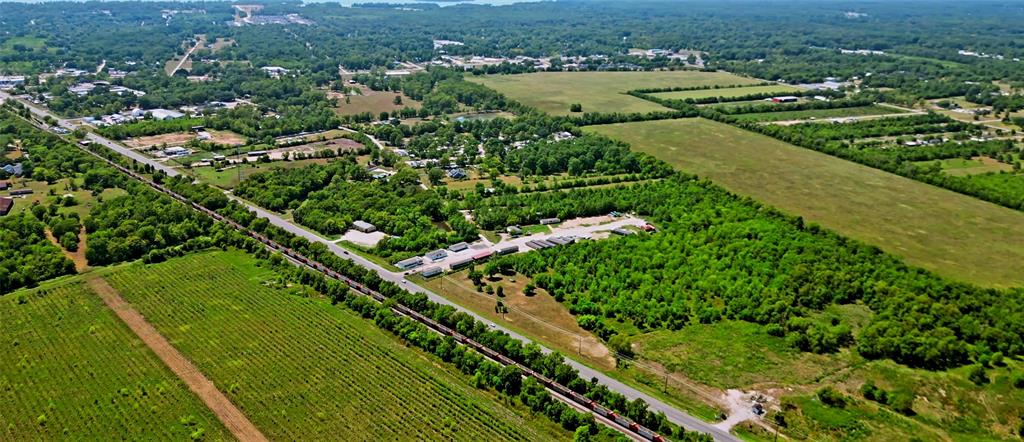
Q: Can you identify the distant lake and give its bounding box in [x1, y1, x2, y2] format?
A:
[0, 0, 546, 4]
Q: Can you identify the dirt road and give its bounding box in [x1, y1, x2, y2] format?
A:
[86, 277, 267, 442]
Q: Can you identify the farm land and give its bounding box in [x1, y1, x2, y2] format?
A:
[729, 105, 907, 123]
[0, 279, 232, 440]
[468, 71, 763, 115]
[586, 117, 1024, 288]
[103, 251, 570, 441]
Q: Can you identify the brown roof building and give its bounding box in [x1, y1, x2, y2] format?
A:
[0, 197, 13, 216]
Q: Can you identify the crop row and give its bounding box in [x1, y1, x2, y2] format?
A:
[0, 281, 231, 440]
[105, 251, 565, 441]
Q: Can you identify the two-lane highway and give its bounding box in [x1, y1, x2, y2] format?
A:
[1, 91, 739, 441]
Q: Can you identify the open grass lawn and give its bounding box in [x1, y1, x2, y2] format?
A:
[3, 177, 125, 218]
[420, 270, 614, 370]
[468, 71, 762, 115]
[330, 88, 421, 117]
[104, 251, 568, 441]
[918, 157, 1013, 177]
[650, 84, 800, 101]
[587, 118, 1024, 288]
[189, 158, 331, 189]
[733, 105, 905, 123]
[633, 321, 849, 390]
[1, 279, 231, 440]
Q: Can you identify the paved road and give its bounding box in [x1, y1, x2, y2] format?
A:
[226, 194, 738, 442]
[2, 91, 737, 441]
[0, 91, 181, 177]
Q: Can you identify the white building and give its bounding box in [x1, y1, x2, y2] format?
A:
[0, 76, 26, 90]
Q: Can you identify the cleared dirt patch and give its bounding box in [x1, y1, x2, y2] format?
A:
[86, 277, 268, 442]
[45, 226, 88, 272]
[125, 132, 195, 149]
[125, 130, 246, 149]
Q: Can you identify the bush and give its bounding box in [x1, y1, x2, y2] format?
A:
[887, 391, 915, 415]
[968, 364, 989, 385]
[816, 387, 847, 408]
[1012, 372, 1024, 389]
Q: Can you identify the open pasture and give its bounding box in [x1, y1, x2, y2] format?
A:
[587, 118, 1024, 287]
[733, 105, 907, 123]
[650, 84, 800, 101]
[468, 71, 762, 115]
[330, 87, 421, 116]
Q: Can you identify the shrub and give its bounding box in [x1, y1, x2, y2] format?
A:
[816, 387, 847, 408]
[968, 364, 989, 385]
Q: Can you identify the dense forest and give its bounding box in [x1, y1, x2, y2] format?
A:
[481, 175, 1023, 370]
[0, 212, 76, 294]
[4, 1, 1024, 95]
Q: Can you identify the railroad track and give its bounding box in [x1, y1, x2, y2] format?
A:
[25, 111, 679, 442]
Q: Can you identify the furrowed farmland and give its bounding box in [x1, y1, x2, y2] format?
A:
[103, 251, 569, 441]
[0, 280, 231, 440]
[468, 71, 762, 115]
[587, 117, 1024, 287]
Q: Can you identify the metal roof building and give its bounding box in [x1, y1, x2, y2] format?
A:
[352, 220, 377, 233]
[395, 257, 424, 270]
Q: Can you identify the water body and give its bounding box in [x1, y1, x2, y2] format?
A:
[0, 0, 544, 4]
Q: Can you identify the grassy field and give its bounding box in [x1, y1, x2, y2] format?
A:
[1, 279, 231, 440]
[732, 105, 905, 123]
[190, 158, 331, 189]
[650, 84, 799, 101]
[629, 318, 1024, 441]
[919, 157, 1013, 177]
[330, 88, 421, 117]
[587, 118, 1024, 288]
[468, 71, 762, 115]
[3, 177, 125, 217]
[104, 251, 568, 441]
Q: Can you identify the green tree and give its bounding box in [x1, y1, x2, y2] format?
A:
[427, 167, 445, 185]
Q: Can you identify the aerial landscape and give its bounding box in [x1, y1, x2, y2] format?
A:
[1, 0, 1022, 441]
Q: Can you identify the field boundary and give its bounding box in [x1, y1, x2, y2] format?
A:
[85, 276, 268, 442]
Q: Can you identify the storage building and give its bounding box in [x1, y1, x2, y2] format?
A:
[497, 245, 519, 255]
[395, 257, 424, 270]
[449, 257, 474, 270]
[352, 220, 376, 233]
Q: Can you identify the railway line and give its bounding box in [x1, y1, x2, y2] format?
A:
[12, 106, 684, 442]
